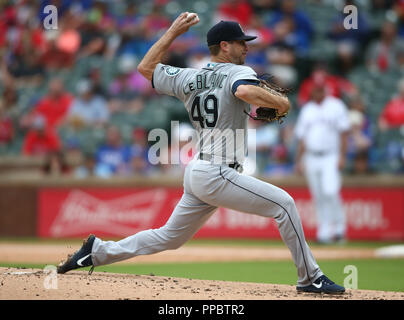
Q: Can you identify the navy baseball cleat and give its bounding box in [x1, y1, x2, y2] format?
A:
[296, 275, 345, 294]
[57, 234, 96, 274]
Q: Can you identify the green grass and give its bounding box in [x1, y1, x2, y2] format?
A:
[186, 238, 402, 249]
[0, 237, 400, 249]
[2, 259, 404, 292]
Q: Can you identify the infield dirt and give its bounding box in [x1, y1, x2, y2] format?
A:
[1, 267, 404, 300]
[0, 242, 404, 300]
[0, 242, 403, 300]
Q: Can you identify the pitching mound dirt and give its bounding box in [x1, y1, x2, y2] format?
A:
[1, 267, 403, 300]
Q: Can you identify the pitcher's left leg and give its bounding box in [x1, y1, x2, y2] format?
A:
[192, 165, 322, 287]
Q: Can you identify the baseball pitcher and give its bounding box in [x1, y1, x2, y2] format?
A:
[57, 12, 345, 294]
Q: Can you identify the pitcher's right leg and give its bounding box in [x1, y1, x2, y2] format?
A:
[91, 192, 217, 267]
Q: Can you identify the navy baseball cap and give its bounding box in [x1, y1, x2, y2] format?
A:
[207, 21, 257, 46]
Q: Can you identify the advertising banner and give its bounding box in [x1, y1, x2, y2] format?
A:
[38, 187, 404, 240]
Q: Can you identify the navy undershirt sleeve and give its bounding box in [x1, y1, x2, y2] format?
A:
[232, 79, 260, 95]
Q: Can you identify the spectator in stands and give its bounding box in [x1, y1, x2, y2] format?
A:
[95, 125, 131, 177]
[379, 78, 404, 130]
[0, 65, 17, 146]
[346, 94, 373, 174]
[248, 118, 279, 175]
[0, 2, 45, 85]
[119, 3, 171, 59]
[372, 0, 395, 10]
[130, 127, 151, 175]
[74, 152, 97, 179]
[265, 143, 294, 177]
[250, 0, 278, 14]
[0, 75, 19, 123]
[266, 123, 296, 177]
[117, 3, 143, 36]
[117, 4, 154, 58]
[142, 3, 171, 36]
[164, 30, 200, 69]
[262, 0, 314, 86]
[39, 30, 74, 70]
[66, 79, 109, 128]
[22, 115, 61, 156]
[297, 61, 357, 107]
[109, 54, 138, 97]
[246, 14, 275, 48]
[187, 46, 211, 70]
[6, 24, 45, 85]
[42, 151, 71, 176]
[214, 0, 253, 27]
[87, 63, 109, 99]
[0, 106, 14, 146]
[267, 0, 314, 56]
[115, 3, 143, 55]
[76, 7, 107, 59]
[21, 77, 73, 130]
[163, 46, 189, 69]
[394, 0, 404, 38]
[39, 12, 83, 70]
[108, 55, 153, 112]
[0, 2, 16, 51]
[97, 7, 121, 60]
[244, 15, 275, 74]
[378, 78, 404, 172]
[366, 20, 404, 73]
[54, 13, 81, 62]
[266, 41, 297, 88]
[327, 0, 370, 74]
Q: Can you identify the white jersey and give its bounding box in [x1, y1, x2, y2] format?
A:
[152, 62, 258, 164]
[294, 96, 351, 153]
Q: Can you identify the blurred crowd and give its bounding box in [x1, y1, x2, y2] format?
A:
[1, 0, 404, 178]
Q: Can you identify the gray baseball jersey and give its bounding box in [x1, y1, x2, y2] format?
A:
[153, 62, 258, 164]
[90, 62, 323, 287]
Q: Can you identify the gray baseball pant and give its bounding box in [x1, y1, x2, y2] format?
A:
[91, 159, 323, 286]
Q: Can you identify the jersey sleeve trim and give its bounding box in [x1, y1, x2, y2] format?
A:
[231, 79, 260, 95]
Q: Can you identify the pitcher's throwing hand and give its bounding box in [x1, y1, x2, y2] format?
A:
[167, 12, 199, 37]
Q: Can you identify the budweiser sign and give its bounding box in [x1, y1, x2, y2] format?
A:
[39, 188, 171, 237]
[38, 187, 404, 240]
[295, 199, 388, 230]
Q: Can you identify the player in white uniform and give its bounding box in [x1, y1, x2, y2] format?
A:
[295, 84, 351, 244]
[57, 13, 345, 294]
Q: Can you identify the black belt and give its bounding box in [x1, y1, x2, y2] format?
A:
[198, 153, 243, 173]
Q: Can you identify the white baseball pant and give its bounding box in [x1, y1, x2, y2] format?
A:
[304, 152, 346, 242]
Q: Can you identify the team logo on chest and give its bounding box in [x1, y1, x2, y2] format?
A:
[165, 66, 181, 76]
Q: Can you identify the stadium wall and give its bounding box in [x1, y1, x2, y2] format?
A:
[1, 176, 404, 240]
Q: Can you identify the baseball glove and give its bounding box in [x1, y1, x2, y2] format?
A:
[244, 76, 290, 124]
